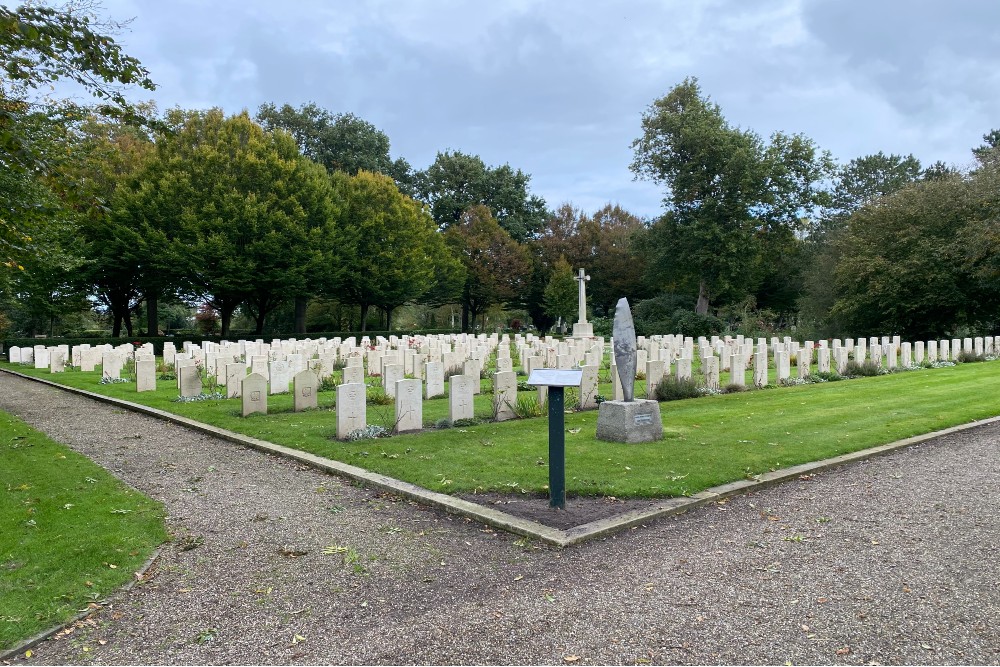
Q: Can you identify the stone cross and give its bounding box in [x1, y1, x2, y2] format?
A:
[575, 268, 590, 324]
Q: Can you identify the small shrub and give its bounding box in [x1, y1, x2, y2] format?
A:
[810, 371, 843, 382]
[843, 360, 881, 377]
[366, 387, 393, 405]
[452, 417, 485, 427]
[512, 395, 545, 418]
[433, 418, 452, 430]
[957, 351, 986, 363]
[654, 376, 702, 402]
[721, 383, 748, 394]
[319, 375, 338, 392]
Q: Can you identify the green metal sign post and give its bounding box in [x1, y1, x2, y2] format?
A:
[526, 369, 582, 511]
[547, 386, 566, 509]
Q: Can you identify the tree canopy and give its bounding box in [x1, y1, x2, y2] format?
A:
[631, 77, 834, 314]
[416, 150, 547, 243]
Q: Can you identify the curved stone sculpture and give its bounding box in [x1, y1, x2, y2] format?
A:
[612, 297, 637, 402]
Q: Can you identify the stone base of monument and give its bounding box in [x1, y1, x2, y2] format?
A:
[595, 399, 663, 443]
[572, 321, 594, 338]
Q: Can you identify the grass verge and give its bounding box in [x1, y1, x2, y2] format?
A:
[4, 361, 1000, 499]
[0, 410, 168, 652]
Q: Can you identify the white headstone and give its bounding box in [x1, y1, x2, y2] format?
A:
[179, 365, 202, 398]
[448, 375, 475, 423]
[383, 363, 404, 398]
[492, 371, 517, 422]
[241, 373, 267, 417]
[394, 379, 422, 432]
[293, 370, 318, 412]
[136, 358, 156, 392]
[226, 362, 246, 398]
[336, 383, 367, 439]
[424, 361, 445, 399]
[269, 360, 290, 395]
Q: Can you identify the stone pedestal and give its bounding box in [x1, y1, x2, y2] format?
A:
[595, 399, 663, 443]
[572, 321, 593, 339]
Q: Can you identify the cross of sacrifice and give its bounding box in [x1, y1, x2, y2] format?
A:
[575, 268, 590, 324]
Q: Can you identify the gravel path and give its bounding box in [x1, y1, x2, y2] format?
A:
[2, 371, 1000, 665]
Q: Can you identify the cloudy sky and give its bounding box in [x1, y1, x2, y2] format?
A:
[80, 0, 1000, 219]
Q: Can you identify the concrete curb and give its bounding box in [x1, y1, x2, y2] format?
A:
[0, 548, 162, 662]
[5, 368, 999, 550]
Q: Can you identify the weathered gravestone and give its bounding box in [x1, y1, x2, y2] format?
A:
[179, 365, 202, 398]
[242, 373, 267, 417]
[342, 364, 364, 385]
[394, 379, 422, 433]
[579, 364, 599, 409]
[136, 358, 156, 392]
[49, 348, 66, 373]
[596, 298, 663, 443]
[336, 383, 367, 439]
[492, 371, 517, 422]
[383, 364, 404, 398]
[424, 361, 445, 399]
[226, 362, 246, 399]
[102, 352, 122, 379]
[448, 375, 475, 423]
[753, 352, 768, 388]
[269, 360, 291, 395]
[703, 356, 720, 390]
[293, 370, 318, 412]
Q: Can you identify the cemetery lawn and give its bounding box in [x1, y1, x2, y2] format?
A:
[4, 362, 1000, 499]
[0, 410, 167, 652]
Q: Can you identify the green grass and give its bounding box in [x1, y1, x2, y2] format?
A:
[0, 410, 168, 651]
[5, 361, 1000, 500]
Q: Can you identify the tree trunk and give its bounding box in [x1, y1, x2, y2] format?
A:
[294, 296, 307, 334]
[123, 311, 134, 338]
[254, 311, 266, 335]
[112, 314, 122, 337]
[461, 303, 470, 333]
[146, 294, 158, 336]
[385, 306, 396, 331]
[220, 306, 234, 338]
[696, 280, 710, 315]
[360, 303, 369, 332]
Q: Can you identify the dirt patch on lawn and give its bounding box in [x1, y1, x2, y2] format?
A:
[457, 491, 662, 530]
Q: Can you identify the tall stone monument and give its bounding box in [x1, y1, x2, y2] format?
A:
[571, 268, 593, 339]
[596, 298, 663, 443]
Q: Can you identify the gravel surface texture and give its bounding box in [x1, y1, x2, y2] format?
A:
[2, 371, 1000, 665]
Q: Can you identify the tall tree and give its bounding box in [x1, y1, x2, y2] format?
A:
[631, 77, 833, 314]
[329, 170, 463, 331]
[256, 102, 413, 330]
[0, 2, 155, 168]
[51, 108, 160, 336]
[832, 174, 978, 338]
[256, 102, 413, 191]
[130, 109, 334, 336]
[825, 152, 922, 229]
[445, 205, 531, 331]
[543, 255, 577, 329]
[416, 150, 547, 242]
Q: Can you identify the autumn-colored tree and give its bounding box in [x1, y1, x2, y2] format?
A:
[445, 205, 531, 332]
